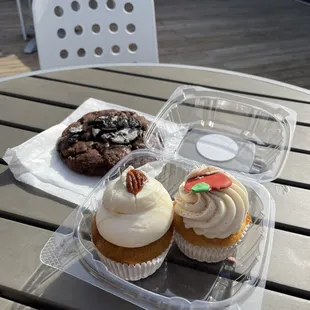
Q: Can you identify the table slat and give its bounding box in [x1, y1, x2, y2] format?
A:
[0, 77, 164, 116]
[0, 298, 35, 310]
[107, 65, 310, 103]
[0, 95, 72, 131]
[269, 230, 310, 290]
[262, 290, 310, 310]
[293, 126, 310, 151]
[1, 218, 310, 309]
[265, 183, 310, 231]
[2, 70, 310, 125]
[0, 218, 51, 290]
[40, 68, 310, 124]
[13, 265, 310, 310]
[0, 125, 35, 157]
[19, 265, 138, 310]
[0, 146, 309, 230]
[1, 97, 309, 184]
[0, 165, 75, 227]
[1, 77, 309, 151]
[279, 152, 310, 184]
[0, 163, 310, 291]
[0, 159, 308, 236]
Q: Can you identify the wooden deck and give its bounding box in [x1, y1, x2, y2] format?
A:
[1, 0, 310, 89]
[0, 0, 39, 77]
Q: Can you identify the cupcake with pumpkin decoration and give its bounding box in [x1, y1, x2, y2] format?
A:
[174, 165, 251, 263]
[92, 166, 174, 281]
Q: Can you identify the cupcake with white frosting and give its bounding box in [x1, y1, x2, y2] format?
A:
[91, 166, 174, 281]
[174, 165, 251, 263]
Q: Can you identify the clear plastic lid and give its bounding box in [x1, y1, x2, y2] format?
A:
[145, 86, 297, 183]
[40, 150, 275, 310]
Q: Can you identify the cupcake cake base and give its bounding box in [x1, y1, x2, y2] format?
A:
[174, 213, 251, 263]
[91, 215, 174, 281]
[175, 229, 248, 263]
[95, 240, 173, 281]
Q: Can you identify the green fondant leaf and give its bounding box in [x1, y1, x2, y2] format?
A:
[191, 182, 210, 193]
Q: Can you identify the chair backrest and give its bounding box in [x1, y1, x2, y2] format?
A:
[32, 0, 158, 69]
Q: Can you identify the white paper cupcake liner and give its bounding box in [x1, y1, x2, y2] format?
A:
[94, 231, 174, 281]
[175, 225, 249, 263]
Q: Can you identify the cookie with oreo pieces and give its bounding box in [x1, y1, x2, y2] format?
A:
[57, 109, 163, 176]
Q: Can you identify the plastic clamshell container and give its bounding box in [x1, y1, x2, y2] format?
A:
[40, 86, 297, 310]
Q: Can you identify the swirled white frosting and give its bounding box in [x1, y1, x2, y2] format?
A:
[96, 166, 173, 248]
[174, 166, 249, 239]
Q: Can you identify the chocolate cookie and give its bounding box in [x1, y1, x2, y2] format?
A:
[57, 110, 163, 176]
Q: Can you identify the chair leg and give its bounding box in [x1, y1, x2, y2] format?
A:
[16, 0, 27, 41]
[24, 37, 37, 54]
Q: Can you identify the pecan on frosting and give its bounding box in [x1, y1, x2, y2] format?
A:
[126, 169, 147, 195]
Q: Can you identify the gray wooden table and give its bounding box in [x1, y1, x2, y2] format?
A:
[0, 64, 310, 310]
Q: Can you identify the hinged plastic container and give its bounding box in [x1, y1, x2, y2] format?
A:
[40, 86, 297, 310]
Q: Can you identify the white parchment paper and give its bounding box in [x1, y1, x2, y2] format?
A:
[3, 98, 155, 205]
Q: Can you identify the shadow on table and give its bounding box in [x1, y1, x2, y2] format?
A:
[7, 264, 139, 310]
[7, 244, 220, 310]
[6, 243, 267, 310]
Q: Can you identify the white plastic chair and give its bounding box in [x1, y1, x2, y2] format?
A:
[32, 0, 158, 69]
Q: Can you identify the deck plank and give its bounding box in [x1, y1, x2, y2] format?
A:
[155, 0, 310, 90]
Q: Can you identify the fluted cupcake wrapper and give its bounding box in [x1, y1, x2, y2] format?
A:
[94, 231, 174, 281]
[175, 225, 249, 263]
